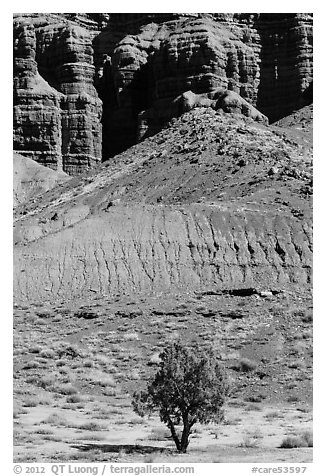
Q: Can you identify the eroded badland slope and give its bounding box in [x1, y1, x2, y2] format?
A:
[14, 107, 312, 302]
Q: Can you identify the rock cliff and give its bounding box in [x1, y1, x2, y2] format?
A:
[13, 13, 313, 173]
[13, 14, 102, 174]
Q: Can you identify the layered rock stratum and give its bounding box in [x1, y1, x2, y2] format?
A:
[13, 13, 313, 172]
[13, 14, 102, 174]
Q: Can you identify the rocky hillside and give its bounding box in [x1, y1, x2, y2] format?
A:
[13, 13, 313, 174]
[13, 106, 312, 302]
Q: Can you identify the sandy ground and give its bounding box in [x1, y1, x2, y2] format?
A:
[13, 291, 312, 463]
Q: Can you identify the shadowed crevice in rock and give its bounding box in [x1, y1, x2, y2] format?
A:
[255, 14, 313, 122]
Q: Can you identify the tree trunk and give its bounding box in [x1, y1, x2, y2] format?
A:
[167, 417, 181, 452]
[180, 417, 191, 453]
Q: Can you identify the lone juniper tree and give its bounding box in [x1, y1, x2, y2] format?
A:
[132, 342, 228, 453]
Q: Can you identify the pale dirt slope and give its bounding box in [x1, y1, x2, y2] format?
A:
[13, 153, 68, 207]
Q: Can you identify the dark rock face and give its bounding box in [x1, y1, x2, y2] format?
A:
[13, 21, 63, 170]
[13, 13, 313, 173]
[254, 13, 313, 121]
[13, 14, 102, 174]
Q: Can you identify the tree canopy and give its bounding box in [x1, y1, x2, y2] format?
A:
[132, 342, 228, 452]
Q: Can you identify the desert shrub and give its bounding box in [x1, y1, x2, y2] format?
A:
[288, 361, 303, 369]
[296, 406, 310, 413]
[147, 427, 171, 441]
[55, 342, 83, 359]
[38, 395, 52, 405]
[127, 417, 144, 425]
[36, 310, 53, 319]
[302, 330, 312, 339]
[143, 454, 159, 463]
[245, 393, 267, 403]
[240, 434, 261, 448]
[28, 345, 42, 354]
[41, 413, 67, 426]
[53, 384, 78, 395]
[22, 360, 41, 370]
[39, 348, 56, 359]
[301, 431, 313, 447]
[73, 421, 106, 431]
[37, 357, 50, 365]
[123, 332, 140, 341]
[264, 411, 281, 420]
[103, 388, 117, 397]
[132, 342, 228, 453]
[227, 311, 244, 319]
[88, 374, 116, 388]
[241, 428, 263, 447]
[34, 428, 54, 435]
[238, 358, 257, 372]
[42, 435, 62, 442]
[245, 404, 261, 411]
[75, 310, 99, 320]
[301, 312, 313, 323]
[223, 417, 242, 426]
[280, 431, 313, 448]
[37, 375, 56, 389]
[22, 397, 39, 407]
[58, 368, 69, 376]
[293, 309, 313, 323]
[227, 399, 246, 407]
[78, 433, 106, 441]
[52, 315, 62, 323]
[128, 369, 141, 380]
[83, 360, 94, 368]
[287, 395, 300, 403]
[56, 359, 69, 367]
[66, 394, 83, 403]
[35, 319, 47, 326]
